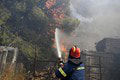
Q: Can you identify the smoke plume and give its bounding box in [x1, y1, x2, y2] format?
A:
[70, 0, 120, 50]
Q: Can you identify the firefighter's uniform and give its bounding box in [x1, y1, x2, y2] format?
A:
[55, 60, 85, 80]
[55, 46, 85, 80]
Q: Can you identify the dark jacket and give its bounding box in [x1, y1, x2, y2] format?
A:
[55, 58, 85, 80]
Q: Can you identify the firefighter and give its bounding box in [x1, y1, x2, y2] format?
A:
[55, 45, 85, 80]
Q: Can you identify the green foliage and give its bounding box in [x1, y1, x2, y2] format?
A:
[0, 0, 83, 79]
[27, 6, 49, 32]
[1, 32, 11, 45]
[0, 26, 15, 45]
[15, 1, 27, 12]
[0, 4, 11, 25]
[14, 37, 35, 58]
[0, 27, 34, 58]
[0, 0, 80, 61]
[61, 17, 80, 33]
[32, 7, 46, 19]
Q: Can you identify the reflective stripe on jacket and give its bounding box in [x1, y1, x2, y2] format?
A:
[55, 62, 85, 80]
[59, 67, 67, 77]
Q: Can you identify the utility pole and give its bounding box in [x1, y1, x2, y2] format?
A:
[99, 56, 102, 80]
[88, 57, 91, 80]
[33, 45, 37, 80]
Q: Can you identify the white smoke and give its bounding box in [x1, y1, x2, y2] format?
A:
[70, 0, 120, 50]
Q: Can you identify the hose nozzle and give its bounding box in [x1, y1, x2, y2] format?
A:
[58, 58, 64, 67]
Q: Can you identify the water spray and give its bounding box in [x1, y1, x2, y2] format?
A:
[55, 28, 62, 58]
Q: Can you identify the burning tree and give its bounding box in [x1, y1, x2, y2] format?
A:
[0, 0, 80, 79]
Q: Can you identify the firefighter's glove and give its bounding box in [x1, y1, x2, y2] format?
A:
[58, 58, 64, 68]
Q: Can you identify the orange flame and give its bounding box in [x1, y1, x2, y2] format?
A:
[60, 43, 68, 62]
[52, 34, 69, 62]
[60, 44, 67, 54]
[52, 37, 67, 54]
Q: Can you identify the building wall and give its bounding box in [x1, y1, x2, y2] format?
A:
[96, 38, 120, 53]
[82, 38, 120, 80]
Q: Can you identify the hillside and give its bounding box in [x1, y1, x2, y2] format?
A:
[0, 0, 80, 60]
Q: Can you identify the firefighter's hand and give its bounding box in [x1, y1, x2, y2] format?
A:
[59, 62, 64, 68]
[58, 58, 64, 68]
[58, 58, 63, 63]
